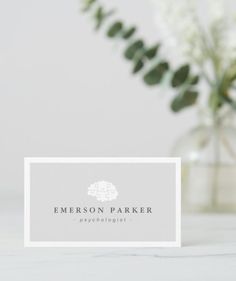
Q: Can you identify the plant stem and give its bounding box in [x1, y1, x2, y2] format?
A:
[211, 113, 220, 210]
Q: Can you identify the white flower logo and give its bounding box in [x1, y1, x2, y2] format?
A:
[88, 181, 118, 202]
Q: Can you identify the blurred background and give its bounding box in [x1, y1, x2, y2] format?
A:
[0, 0, 197, 203]
[1, 0, 236, 213]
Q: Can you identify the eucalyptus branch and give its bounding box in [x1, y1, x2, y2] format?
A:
[80, 0, 236, 114]
[80, 0, 201, 113]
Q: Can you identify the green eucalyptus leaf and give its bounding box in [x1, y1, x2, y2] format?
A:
[190, 75, 199, 85]
[143, 62, 169, 86]
[82, 0, 97, 12]
[172, 64, 190, 88]
[94, 7, 104, 29]
[133, 59, 144, 74]
[171, 90, 198, 112]
[94, 7, 114, 30]
[122, 27, 136, 39]
[145, 44, 160, 59]
[124, 40, 144, 60]
[107, 21, 123, 37]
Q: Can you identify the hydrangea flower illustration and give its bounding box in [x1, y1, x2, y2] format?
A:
[88, 181, 118, 202]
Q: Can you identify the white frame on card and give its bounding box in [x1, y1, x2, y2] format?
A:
[24, 157, 181, 247]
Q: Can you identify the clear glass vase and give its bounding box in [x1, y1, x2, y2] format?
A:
[172, 108, 236, 213]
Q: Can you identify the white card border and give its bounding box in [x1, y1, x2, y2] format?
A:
[24, 157, 181, 247]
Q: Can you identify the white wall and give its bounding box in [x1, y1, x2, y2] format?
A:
[0, 0, 197, 197]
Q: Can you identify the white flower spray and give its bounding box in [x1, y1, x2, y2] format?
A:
[152, 0, 236, 83]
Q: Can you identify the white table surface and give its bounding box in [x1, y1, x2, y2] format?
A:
[1, 208, 236, 281]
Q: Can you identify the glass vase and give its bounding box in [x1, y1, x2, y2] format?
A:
[172, 108, 236, 212]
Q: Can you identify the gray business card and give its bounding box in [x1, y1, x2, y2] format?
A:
[24, 157, 181, 247]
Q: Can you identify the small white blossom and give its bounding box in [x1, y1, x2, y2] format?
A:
[88, 181, 118, 202]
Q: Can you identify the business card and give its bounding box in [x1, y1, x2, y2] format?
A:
[24, 157, 181, 247]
